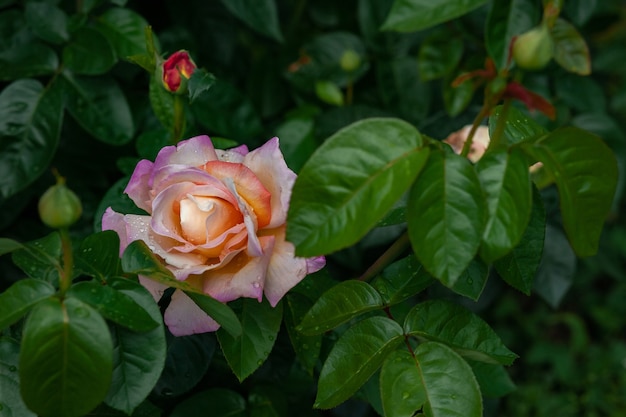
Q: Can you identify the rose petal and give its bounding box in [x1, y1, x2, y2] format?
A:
[223, 177, 263, 257]
[243, 137, 297, 228]
[216, 145, 248, 162]
[164, 289, 221, 336]
[169, 135, 218, 167]
[201, 235, 275, 303]
[150, 166, 234, 200]
[138, 275, 169, 302]
[306, 256, 326, 274]
[102, 207, 130, 254]
[124, 160, 155, 212]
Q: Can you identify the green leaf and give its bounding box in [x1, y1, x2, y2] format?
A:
[0, 338, 36, 417]
[551, 17, 591, 75]
[170, 389, 246, 417]
[288, 118, 429, 257]
[469, 361, 516, 398]
[0, 78, 63, 200]
[0, 279, 55, 330]
[371, 254, 435, 305]
[314, 316, 404, 409]
[220, 0, 283, 42]
[0, 42, 58, 81]
[149, 76, 176, 131]
[104, 277, 166, 415]
[121, 240, 241, 337]
[315, 80, 345, 106]
[519, 127, 617, 256]
[0, 238, 23, 256]
[404, 300, 518, 365]
[494, 186, 545, 294]
[381, 0, 489, 32]
[407, 149, 485, 286]
[24, 2, 69, 44]
[67, 281, 158, 332]
[217, 298, 282, 382]
[19, 297, 113, 417]
[96, 7, 150, 58]
[285, 293, 322, 374]
[61, 72, 134, 145]
[418, 31, 464, 81]
[448, 257, 489, 300]
[476, 149, 532, 262]
[188, 68, 216, 103]
[489, 105, 547, 145]
[12, 233, 62, 284]
[274, 116, 317, 173]
[383, 345, 485, 417]
[298, 280, 384, 335]
[485, 0, 538, 70]
[444, 75, 474, 117]
[63, 27, 116, 75]
[377, 58, 431, 124]
[248, 386, 287, 417]
[75, 230, 121, 281]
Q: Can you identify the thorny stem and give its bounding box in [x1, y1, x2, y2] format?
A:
[59, 227, 73, 298]
[359, 232, 410, 282]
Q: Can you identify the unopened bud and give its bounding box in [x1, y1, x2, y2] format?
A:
[160, 50, 197, 93]
[340, 49, 361, 72]
[38, 175, 82, 228]
[513, 24, 554, 70]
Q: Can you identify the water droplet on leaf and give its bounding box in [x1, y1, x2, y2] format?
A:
[402, 392, 410, 399]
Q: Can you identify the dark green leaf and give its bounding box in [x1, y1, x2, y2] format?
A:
[188, 68, 216, 103]
[554, 74, 606, 113]
[404, 300, 518, 364]
[408, 149, 485, 286]
[94, 177, 147, 231]
[135, 129, 170, 160]
[377, 58, 431, 124]
[444, 75, 474, 117]
[519, 127, 617, 256]
[62, 72, 134, 145]
[489, 105, 547, 145]
[551, 18, 591, 75]
[248, 385, 288, 417]
[449, 257, 489, 300]
[315, 80, 344, 106]
[121, 240, 241, 337]
[24, 2, 69, 44]
[563, 0, 597, 26]
[12, 233, 62, 284]
[0, 338, 36, 417]
[63, 27, 116, 75]
[75, 230, 121, 281]
[379, 349, 426, 417]
[0, 238, 23, 256]
[288, 118, 429, 257]
[0, 79, 63, 200]
[0, 42, 58, 81]
[96, 7, 150, 58]
[476, 149, 532, 262]
[67, 281, 158, 332]
[0, 279, 55, 330]
[485, 0, 538, 70]
[285, 293, 322, 374]
[418, 31, 464, 81]
[275, 116, 317, 173]
[469, 361, 516, 398]
[20, 297, 113, 417]
[170, 389, 246, 417]
[217, 298, 282, 381]
[298, 280, 384, 335]
[104, 277, 166, 415]
[381, 0, 489, 32]
[371, 254, 435, 305]
[494, 185, 545, 294]
[314, 316, 404, 409]
[220, 0, 283, 42]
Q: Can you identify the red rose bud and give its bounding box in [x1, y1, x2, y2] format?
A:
[38, 175, 82, 228]
[162, 50, 197, 93]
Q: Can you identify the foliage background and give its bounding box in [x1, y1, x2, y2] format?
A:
[1, 0, 625, 416]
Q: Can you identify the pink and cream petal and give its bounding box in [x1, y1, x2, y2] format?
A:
[102, 208, 131, 254]
[124, 160, 155, 212]
[306, 256, 326, 274]
[167, 135, 218, 167]
[138, 275, 169, 302]
[164, 289, 221, 336]
[263, 235, 308, 307]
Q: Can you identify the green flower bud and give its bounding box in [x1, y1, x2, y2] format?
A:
[340, 49, 361, 72]
[315, 80, 344, 106]
[513, 24, 554, 70]
[38, 176, 82, 228]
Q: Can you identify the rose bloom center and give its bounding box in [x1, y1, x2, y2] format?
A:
[179, 194, 242, 246]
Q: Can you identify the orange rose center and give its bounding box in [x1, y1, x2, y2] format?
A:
[179, 194, 242, 245]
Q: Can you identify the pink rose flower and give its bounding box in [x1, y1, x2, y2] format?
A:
[103, 135, 325, 336]
[443, 125, 491, 163]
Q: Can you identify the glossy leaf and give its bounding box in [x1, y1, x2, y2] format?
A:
[0, 79, 63, 199]
[551, 18, 591, 75]
[0, 42, 58, 81]
[298, 280, 384, 335]
[24, 2, 69, 44]
[494, 186, 545, 294]
[404, 300, 518, 365]
[379, 349, 426, 417]
[75, 230, 121, 281]
[12, 232, 62, 284]
[519, 127, 617, 256]
[20, 297, 113, 417]
[0, 338, 36, 417]
[444, 75, 474, 117]
[418, 31, 464, 81]
[377, 58, 431, 124]
[314, 316, 404, 409]
[121, 240, 241, 337]
[0, 237, 23, 256]
[485, 0, 538, 70]
[220, 0, 283, 42]
[288, 118, 429, 257]
[67, 281, 158, 332]
[449, 257, 489, 300]
[371, 254, 434, 305]
[0, 279, 55, 330]
[188, 68, 216, 103]
[469, 361, 516, 398]
[407, 149, 485, 286]
[96, 7, 150, 58]
[489, 105, 547, 145]
[381, 0, 489, 32]
[170, 389, 246, 417]
[217, 299, 282, 381]
[63, 27, 116, 75]
[275, 116, 317, 173]
[476, 149, 532, 262]
[104, 277, 166, 415]
[62, 72, 134, 145]
[285, 293, 322, 374]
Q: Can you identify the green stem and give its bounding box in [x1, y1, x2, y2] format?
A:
[460, 104, 491, 158]
[358, 232, 410, 282]
[489, 98, 512, 150]
[172, 95, 185, 144]
[59, 228, 73, 298]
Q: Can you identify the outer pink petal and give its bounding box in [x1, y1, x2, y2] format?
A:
[164, 289, 221, 336]
[263, 233, 308, 307]
[102, 207, 130, 254]
[243, 137, 296, 228]
[164, 135, 218, 168]
[306, 256, 326, 274]
[138, 275, 169, 302]
[125, 160, 155, 212]
[201, 235, 275, 303]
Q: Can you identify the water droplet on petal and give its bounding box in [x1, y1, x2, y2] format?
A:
[253, 282, 260, 289]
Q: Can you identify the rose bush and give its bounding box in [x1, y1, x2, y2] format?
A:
[103, 135, 325, 336]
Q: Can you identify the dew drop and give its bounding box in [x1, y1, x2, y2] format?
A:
[314, 326, 320, 332]
[268, 335, 274, 341]
[402, 392, 410, 399]
[451, 394, 457, 399]
[162, 388, 173, 397]
[253, 282, 260, 289]
[257, 359, 264, 366]
[467, 278, 473, 285]
[8, 366, 16, 372]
